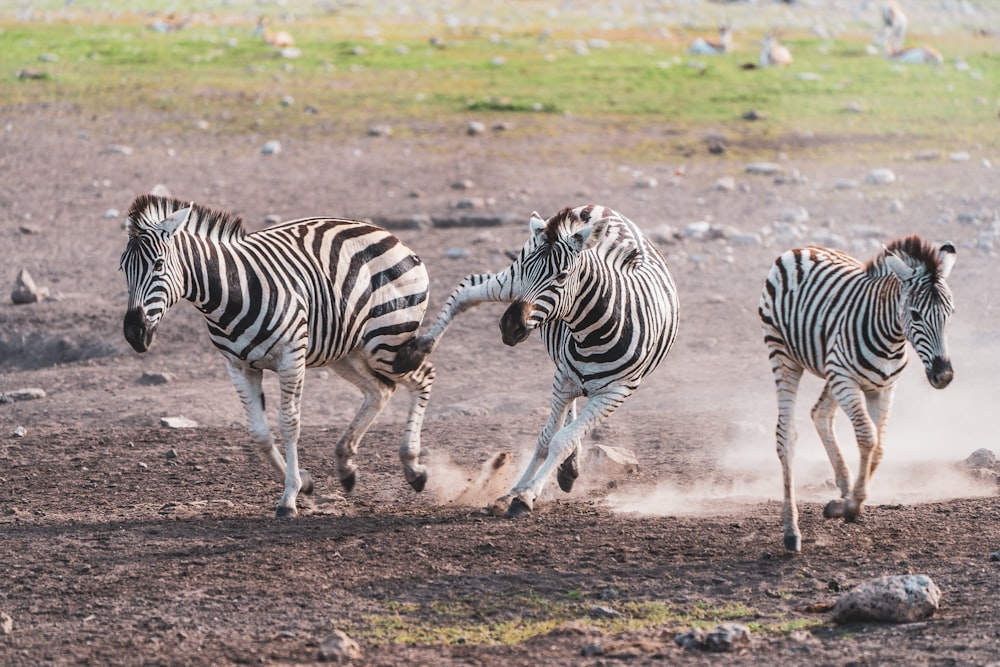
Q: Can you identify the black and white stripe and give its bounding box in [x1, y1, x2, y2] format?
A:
[759, 235, 956, 551]
[120, 194, 435, 517]
[394, 204, 679, 517]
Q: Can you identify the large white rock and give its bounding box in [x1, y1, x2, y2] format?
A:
[832, 574, 941, 624]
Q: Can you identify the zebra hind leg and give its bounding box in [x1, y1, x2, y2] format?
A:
[396, 358, 436, 493]
[555, 400, 580, 493]
[330, 354, 396, 493]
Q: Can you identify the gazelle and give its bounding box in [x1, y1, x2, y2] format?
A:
[880, 1, 908, 52]
[254, 18, 295, 49]
[760, 33, 793, 67]
[689, 21, 732, 55]
[885, 43, 943, 64]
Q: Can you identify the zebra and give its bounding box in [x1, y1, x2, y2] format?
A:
[758, 235, 956, 552]
[393, 204, 679, 518]
[119, 194, 436, 518]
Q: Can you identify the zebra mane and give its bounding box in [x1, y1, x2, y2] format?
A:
[125, 194, 246, 243]
[543, 204, 644, 265]
[867, 234, 943, 279]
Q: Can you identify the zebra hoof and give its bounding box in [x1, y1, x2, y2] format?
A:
[505, 496, 533, 519]
[300, 470, 314, 495]
[823, 498, 846, 519]
[340, 469, 357, 493]
[843, 501, 862, 523]
[784, 533, 801, 552]
[408, 470, 428, 493]
[274, 504, 298, 519]
[557, 463, 578, 493]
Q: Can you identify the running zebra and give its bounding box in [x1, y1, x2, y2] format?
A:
[119, 194, 435, 517]
[759, 236, 956, 552]
[394, 204, 679, 517]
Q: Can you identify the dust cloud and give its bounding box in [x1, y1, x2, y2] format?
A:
[425, 450, 521, 507]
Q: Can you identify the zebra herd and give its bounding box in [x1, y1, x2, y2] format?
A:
[119, 194, 957, 551]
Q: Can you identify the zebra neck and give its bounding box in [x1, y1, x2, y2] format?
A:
[872, 273, 907, 347]
[174, 232, 239, 317]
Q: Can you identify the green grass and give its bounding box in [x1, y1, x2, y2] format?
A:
[348, 590, 823, 647]
[2, 12, 998, 151]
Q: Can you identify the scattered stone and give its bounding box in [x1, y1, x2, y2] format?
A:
[745, 162, 782, 175]
[264, 214, 283, 225]
[11, 268, 49, 304]
[742, 109, 765, 121]
[367, 124, 392, 137]
[648, 224, 679, 244]
[444, 247, 470, 259]
[832, 574, 941, 624]
[588, 605, 622, 619]
[371, 214, 431, 231]
[165, 448, 179, 461]
[104, 144, 133, 155]
[711, 176, 736, 192]
[17, 69, 47, 80]
[279, 47, 301, 59]
[193, 119, 211, 130]
[453, 197, 486, 210]
[161, 416, 198, 429]
[452, 179, 475, 190]
[962, 448, 997, 470]
[914, 150, 941, 161]
[150, 184, 172, 198]
[317, 629, 362, 663]
[708, 142, 726, 155]
[889, 199, 905, 214]
[781, 207, 810, 224]
[0, 612, 11, 635]
[18, 225, 41, 235]
[12, 426, 26, 438]
[842, 102, 864, 113]
[467, 121, 487, 135]
[280, 95, 294, 107]
[261, 140, 282, 155]
[585, 444, 639, 475]
[683, 220, 712, 239]
[865, 168, 896, 185]
[797, 72, 822, 81]
[834, 179, 858, 190]
[990, 550, 1000, 562]
[580, 641, 604, 657]
[675, 623, 751, 652]
[729, 232, 762, 246]
[138, 372, 175, 386]
[103, 209, 120, 219]
[0, 388, 46, 404]
[949, 152, 971, 162]
[635, 176, 658, 188]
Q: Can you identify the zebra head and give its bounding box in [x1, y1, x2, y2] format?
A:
[498, 208, 612, 346]
[120, 200, 193, 353]
[884, 239, 957, 389]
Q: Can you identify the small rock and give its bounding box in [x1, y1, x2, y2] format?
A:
[675, 623, 751, 652]
[962, 448, 997, 470]
[729, 232, 762, 246]
[949, 152, 971, 162]
[261, 140, 282, 155]
[12, 426, 26, 438]
[0, 388, 46, 403]
[318, 629, 362, 663]
[832, 574, 941, 624]
[585, 444, 639, 475]
[11, 269, 49, 305]
[0, 612, 11, 635]
[138, 372, 175, 386]
[453, 198, 486, 210]
[104, 144, 133, 155]
[150, 184, 172, 198]
[444, 247, 469, 259]
[684, 221, 712, 239]
[649, 224, 678, 244]
[452, 179, 475, 190]
[708, 142, 726, 155]
[166, 448, 179, 460]
[160, 416, 198, 429]
[711, 176, 736, 192]
[264, 214, 283, 225]
[834, 179, 858, 190]
[889, 199, 905, 214]
[914, 150, 941, 161]
[280, 95, 294, 107]
[745, 162, 783, 175]
[990, 550, 1000, 562]
[842, 102, 864, 113]
[467, 121, 487, 135]
[865, 168, 896, 185]
[588, 605, 622, 619]
[742, 109, 765, 121]
[635, 176, 658, 188]
[103, 209, 120, 219]
[367, 124, 393, 137]
[781, 207, 810, 224]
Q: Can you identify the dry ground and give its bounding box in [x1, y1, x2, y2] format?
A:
[2, 101, 1000, 666]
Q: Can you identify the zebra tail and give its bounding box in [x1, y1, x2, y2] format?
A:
[392, 335, 435, 375]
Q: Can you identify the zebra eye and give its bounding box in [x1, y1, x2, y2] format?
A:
[554, 270, 569, 284]
[153, 259, 165, 272]
[909, 309, 923, 323]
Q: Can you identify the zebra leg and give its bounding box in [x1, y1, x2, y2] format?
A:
[226, 360, 315, 499]
[396, 359, 436, 492]
[274, 360, 308, 518]
[771, 359, 804, 552]
[329, 353, 396, 493]
[811, 383, 852, 518]
[831, 379, 878, 522]
[507, 391, 618, 519]
[556, 399, 580, 493]
[866, 387, 896, 477]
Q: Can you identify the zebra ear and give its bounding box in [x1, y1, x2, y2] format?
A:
[884, 252, 915, 282]
[938, 242, 957, 279]
[158, 204, 193, 238]
[529, 211, 546, 236]
[572, 215, 613, 252]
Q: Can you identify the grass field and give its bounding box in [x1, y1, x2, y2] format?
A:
[3, 2, 998, 151]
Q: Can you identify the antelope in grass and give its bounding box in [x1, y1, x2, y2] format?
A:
[879, 1, 908, 52]
[760, 33, 793, 67]
[254, 18, 295, 49]
[689, 21, 732, 56]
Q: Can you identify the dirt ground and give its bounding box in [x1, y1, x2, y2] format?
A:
[3, 95, 1000, 666]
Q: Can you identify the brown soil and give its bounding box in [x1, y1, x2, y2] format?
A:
[2, 104, 999, 666]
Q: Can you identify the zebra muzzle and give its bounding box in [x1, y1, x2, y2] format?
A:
[123, 307, 156, 353]
[927, 356, 954, 389]
[499, 301, 532, 347]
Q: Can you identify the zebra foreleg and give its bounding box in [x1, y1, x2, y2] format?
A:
[226, 361, 314, 505]
[865, 388, 896, 477]
[771, 360, 803, 552]
[330, 354, 396, 493]
[831, 381, 879, 523]
[811, 383, 852, 508]
[275, 361, 308, 518]
[555, 399, 579, 493]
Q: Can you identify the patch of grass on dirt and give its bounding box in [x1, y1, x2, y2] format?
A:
[2, 11, 997, 149]
[350, 590, 819, 647]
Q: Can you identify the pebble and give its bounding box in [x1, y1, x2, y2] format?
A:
[588, 605, 623, 619]
[866, 168, 896, 184]
[317, 629, 362, 663]
[745, 162, 782, 175]
[889, 199, 905, 214]
[0, 388, 47, 403]
[781, 207, 810, 224]
[138, 372, 175, 386]
[103, 209, 120, 219]
[160, 416, 198, 429]
[367, 124, 392, 137]
[467, 121, 486, 135]
[729, 232, 762, 246]
[949, 152, 971, 162]
[832, 574, 941, 624]
[834, 179, 858, 190]
[11, 269, 49, 305]
[261, 140, 282, 155]
[635, 176, 658, 188]
[12, 426, 26, 438]
[711, 176, 736, 192]
[104, 144, 133, 155]
[444, 247, 469, 259]
[675, 623, 751, 652]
